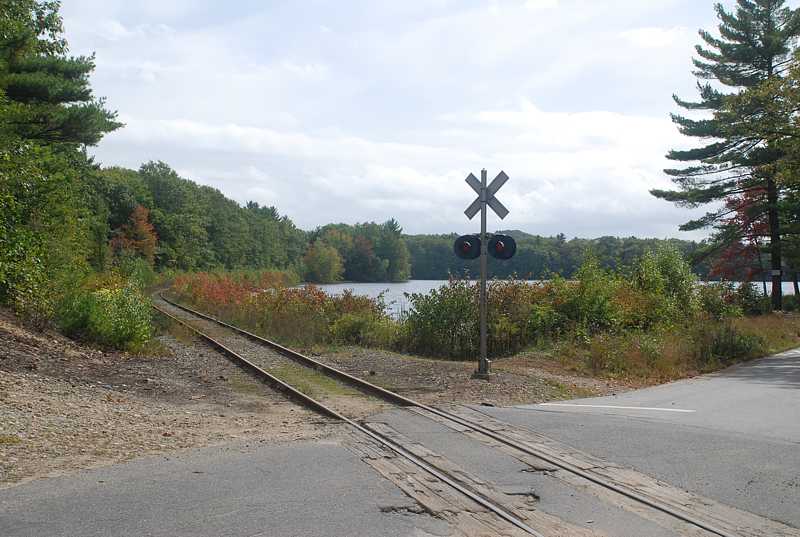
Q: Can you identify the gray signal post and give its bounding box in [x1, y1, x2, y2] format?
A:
[464, 169, 509, 378]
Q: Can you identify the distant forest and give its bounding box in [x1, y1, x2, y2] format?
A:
[405, 232, 714, 281]
[90, 162, 718, 283]
[90, 162, 410, 284]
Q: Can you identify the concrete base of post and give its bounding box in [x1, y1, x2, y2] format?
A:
[471, 370, 493, 381]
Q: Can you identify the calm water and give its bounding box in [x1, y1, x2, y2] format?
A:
[316, 280, 798, 317]
[316, 280, 454, 317]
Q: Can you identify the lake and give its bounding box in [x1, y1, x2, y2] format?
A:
[316, 280, 455, 317]
[316, 280, 798, 318]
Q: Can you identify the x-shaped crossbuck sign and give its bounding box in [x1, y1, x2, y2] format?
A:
[464, 171, 509, 220]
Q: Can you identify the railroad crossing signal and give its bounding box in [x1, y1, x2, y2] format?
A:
[489, 234, 516, 260]
[456, 169, 512, 379]
[464, 171, 509, 220]
[454, 234, 481, 260]
[454, 233, 517, 260]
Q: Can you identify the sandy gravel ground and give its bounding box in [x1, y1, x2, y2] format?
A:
[0, 311, 333, 488]
[0, 304, 627, 488]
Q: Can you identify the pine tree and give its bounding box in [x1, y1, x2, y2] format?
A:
[0, 0, 121, 145]
[651, 0, 800, 309]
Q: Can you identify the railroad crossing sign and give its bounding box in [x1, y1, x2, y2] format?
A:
[456, 169, 513, 379]
[464, 171, 509, 220]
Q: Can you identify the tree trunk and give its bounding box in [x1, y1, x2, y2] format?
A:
[794, 272, 799, 298]
[767, 175, 783, 310]
[755, 240, 768, 296]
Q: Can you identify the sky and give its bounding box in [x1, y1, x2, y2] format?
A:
[58, 0, 793, 239]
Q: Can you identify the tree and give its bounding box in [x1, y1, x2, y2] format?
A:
[0, 0, 121, 144]
[303, 241, 343, 283]
[651, 0, 800, 310]
[0, 0, 119, 317]
[110, 205, 158, 266]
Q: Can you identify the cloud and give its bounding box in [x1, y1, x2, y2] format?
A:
[60, 0, 713, 239]
[524, 0, 560, 11]
[620, 26, 691, 48]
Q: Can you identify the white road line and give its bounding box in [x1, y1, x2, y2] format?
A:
[539, 403, 696, 413]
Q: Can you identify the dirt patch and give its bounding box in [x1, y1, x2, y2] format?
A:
[0, 310, 334, 488]
[317, 346, 630, 407]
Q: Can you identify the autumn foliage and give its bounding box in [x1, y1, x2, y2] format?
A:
[171, 271, 387, 346]
[110, 205, 158, 265]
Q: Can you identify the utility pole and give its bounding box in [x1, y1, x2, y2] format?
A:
[460, 169, 511, 379]
[478, 169, 489, 376]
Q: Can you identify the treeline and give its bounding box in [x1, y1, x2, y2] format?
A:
[305, 220, 411, 283]
[90, 163, 306, 273]
[94, 162, 410, 283]
[405, 231, 712, 280]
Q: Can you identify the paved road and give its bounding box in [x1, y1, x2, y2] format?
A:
[481, 347, 800, 527]
[0, 438, 448, 537]
[3, 350, 797, 536]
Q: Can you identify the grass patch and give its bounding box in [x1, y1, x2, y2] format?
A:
[161, 319, 199, 346]
[227, 376, 265, 396]
[732, 314, 800, 355]
[270, 363, 361, 399]
[541, 379, 596, 400]
[0, 434, 21, 445]
[551, 314, 800, 383]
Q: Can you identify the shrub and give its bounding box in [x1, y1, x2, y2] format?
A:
[331, 312, 397, 347]
[565, 258, 621, 333]
[58, 281, 152, 351]
[400, 279, 478, 358]
[689, 319, 765, 370]
[783, 294, 800, 312]
[115, 253, 158, 289]
[734, 282, 770, 315]
[171, 273, 389, 349]
[697, 282, 741, 320]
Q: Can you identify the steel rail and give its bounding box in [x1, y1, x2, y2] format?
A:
[152, 302, 544, 537]
[155, 295, 739, 537]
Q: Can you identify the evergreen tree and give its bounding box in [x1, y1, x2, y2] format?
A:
[651, 0, 800, 309]
[0, 0, 121, 144]
[0, 0, 119, 317]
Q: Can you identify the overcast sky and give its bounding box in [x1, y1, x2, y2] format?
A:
[59, 0, 793, 238]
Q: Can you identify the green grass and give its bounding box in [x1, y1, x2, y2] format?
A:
[227, 376, 265, 395]
[0, 434, 21, 445]
[270, 363, 361, 399]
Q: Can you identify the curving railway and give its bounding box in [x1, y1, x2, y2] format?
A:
[153, 294, 799, 537]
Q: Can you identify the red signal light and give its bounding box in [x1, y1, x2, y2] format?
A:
[488, 234, 516, 260]
[453, 235, 481, 259]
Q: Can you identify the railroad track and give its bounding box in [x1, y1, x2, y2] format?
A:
[153, 294, 795, 537]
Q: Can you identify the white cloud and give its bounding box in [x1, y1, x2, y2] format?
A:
[60, 0, 715, 238]
[619, 26, 691, 48]
[524, 0, 560, 11]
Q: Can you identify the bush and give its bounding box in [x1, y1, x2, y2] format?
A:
[400, 279, 478, 358]
[565, 259, 621, 333]
[734, 282, 770, 315]
[171, 273, 389, 349]
[783, 294, 800, 312]
[697, 282, 741, 320]
[331, 312, 397, 347]
[689, 319, 765, 370]
[115, 254, 158, 289]
[58, 281, 152, 351]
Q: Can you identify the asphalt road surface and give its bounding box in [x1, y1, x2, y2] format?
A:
[0, 440, 449, 537]
[2, 349, 798, 536]
[481, 347, 800, 527]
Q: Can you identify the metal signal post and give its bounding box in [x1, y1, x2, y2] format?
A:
[459, 169, 512, 379]
[479, 170, 489, 377]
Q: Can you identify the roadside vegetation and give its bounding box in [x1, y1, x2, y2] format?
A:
[6, 0, 800, 366]
[169, 247, 800, 383]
